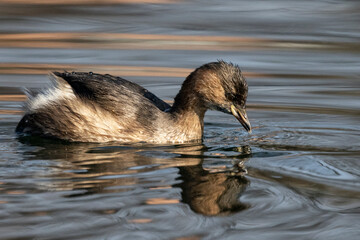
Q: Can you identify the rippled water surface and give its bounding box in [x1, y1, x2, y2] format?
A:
[1, 0, 360, 239]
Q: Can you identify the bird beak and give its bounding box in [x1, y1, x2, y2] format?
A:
[231, 105, 252, 133]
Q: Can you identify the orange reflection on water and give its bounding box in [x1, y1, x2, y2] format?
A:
[0, 62, 268, 79]
[127, 218, 153, 224]
[6, 190, 26, 195]
[0, 63, 192, 77]
[0, 109, 23, 115]
[175, 236, 202, 240]
[146, 198, 179, 205]
[0, 32, 269, 51]
[149, 186, 172, 190]
[0, 0, 177, 5]
[0, 95, 26, 102]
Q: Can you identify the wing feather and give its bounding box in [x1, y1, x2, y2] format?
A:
[52, 72, 171, 115]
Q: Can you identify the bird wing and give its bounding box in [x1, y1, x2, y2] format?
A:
[51, 72, 171, 115]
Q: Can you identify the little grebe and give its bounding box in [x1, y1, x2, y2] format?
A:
[16, 61, 251, 143]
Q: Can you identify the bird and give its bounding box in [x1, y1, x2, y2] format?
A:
[16, 61, 251, 143]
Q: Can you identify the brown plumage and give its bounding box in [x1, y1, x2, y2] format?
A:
[16, 61, 251, 143]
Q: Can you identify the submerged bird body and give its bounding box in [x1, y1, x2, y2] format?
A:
[16, 61, 251, 143]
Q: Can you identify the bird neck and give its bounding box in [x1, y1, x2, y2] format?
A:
[169, 82, 207, 141]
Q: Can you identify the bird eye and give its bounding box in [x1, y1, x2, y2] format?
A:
[225, 93, 235, 101]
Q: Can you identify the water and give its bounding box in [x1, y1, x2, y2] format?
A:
[1, 0, 360, 239]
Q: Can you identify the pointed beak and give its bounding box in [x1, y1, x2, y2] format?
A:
[231, 105, 252, 133]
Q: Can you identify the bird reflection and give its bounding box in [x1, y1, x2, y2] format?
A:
[18, 137, 251, 216]
[176, 163, 249, 216]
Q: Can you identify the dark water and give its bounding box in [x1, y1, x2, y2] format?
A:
[1, 0, 360, 239]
